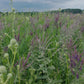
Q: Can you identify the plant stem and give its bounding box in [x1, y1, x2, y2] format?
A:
[66, 54, 69, 84]
[10, 52, 16, 72]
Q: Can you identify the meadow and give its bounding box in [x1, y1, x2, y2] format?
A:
[0, 9, 84, 84]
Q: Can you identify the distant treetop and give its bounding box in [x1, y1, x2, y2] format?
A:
[61, 9, 82, 14]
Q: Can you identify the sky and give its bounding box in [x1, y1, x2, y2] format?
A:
[0, 0, 84, 12]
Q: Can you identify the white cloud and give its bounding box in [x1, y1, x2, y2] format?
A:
[63, 0, 84, 9]
[13, 0, 72, 4]
[51, 0, 84, 9]
[0, 0, 84, 11]
[13, 0, 37, 3]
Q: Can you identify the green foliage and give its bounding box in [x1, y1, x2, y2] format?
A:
[0, 6, 84, 84]
[61, 9, 82, 14]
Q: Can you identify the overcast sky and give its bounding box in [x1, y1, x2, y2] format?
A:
[0, 0, 84, 12]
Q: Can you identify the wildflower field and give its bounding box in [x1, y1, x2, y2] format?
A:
[0, 9, 84, 84]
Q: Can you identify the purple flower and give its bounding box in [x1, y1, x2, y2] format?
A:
[23, 53, 31, 67]
[54, 13, 59, 24]
[4, 46, 8, 52]
[15, 33, 20, 42]
[30, 32, 33, 36]
[67, 39, 84, 79]
[43, 23, 49, 30]
[55, 17, 59, 23]
[76, 73, 79, 79]
[81, 59, 84, 65]
[14, 61, 18, 67]
[59, 22, 62, 27]
[43, 17, 50, 31]
[71, 68, 75, 75]
[14, 53, 32, 71]
[80, 27, 84, 32]
[79, 66, 82, 71]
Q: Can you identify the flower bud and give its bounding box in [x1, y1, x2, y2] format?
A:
[0, 36, 2, 38]
[56, 42, 59, 47]
[8, 44, 12, 49]
[0, 74, 2, 78]
[7, 73, 12, 79]
[12, 8, 15, 12]
[26, 17, 29, 21]
[17, 65, 20, 70]
[4, 53, 9, 58]
[10, 38, 17, 45]
[62, 44, 65, 47]
[4, 33, 9, 37]
[64, 53, 67, 56]
[12, 29, 15, 33]
[0, 66, 7, 74]
[15, 43, 18, 48]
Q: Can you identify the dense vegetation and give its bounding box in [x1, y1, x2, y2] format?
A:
[0, 8, 83, 16]
[0, 8, 84, 84]
[61, 9, 82, 14]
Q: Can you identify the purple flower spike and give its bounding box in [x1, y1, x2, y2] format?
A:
[23, 53, 31, 67]
[71, 69, 75, 75]
[67, 39, 84, 79]
[14, 53, 31, 71]
[79, 66, 82, 71]
[14, 61, 18, 67]
[15, 33, 20, 42]
[30, 32, 33, 36]
[76, 73, 79, 79]
[81, 27, 84, 32]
